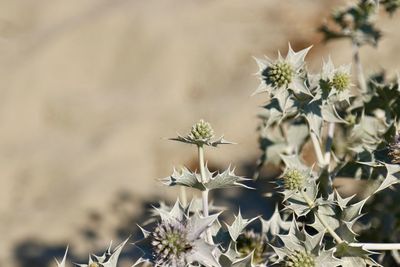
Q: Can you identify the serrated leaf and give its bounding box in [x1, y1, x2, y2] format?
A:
[226, 210, 258, 241]
[373, 163, 400, 194]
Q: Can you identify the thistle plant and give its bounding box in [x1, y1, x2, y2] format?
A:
[55, 1, 400, 266]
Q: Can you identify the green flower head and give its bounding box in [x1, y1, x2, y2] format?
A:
[284, 250, 315, 267]
[331, 71, 351, 92]
[189, 119, 214, 141]
[265, 61, 294, 88]
[283, 169, 306, 191]
[321, 58, 351, 92]
[253, 44, 312, 96]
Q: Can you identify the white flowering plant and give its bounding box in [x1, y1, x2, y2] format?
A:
[55, 1, 400, 266]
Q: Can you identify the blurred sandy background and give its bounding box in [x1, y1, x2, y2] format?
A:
[0, 0, 400, 266]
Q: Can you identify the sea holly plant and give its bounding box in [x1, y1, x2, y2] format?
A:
[54, 1, 400, 266]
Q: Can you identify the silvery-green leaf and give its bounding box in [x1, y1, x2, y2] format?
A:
[321, 103, 347, 123]
[315, 248, 342, 267]
[231, 252, 254, 267]
[373, 163, 400, 194]
[342, 198, 368, 223]
[77, 239, 129, 267]
[186, 239, 221, 267]
[335, 190, 355, 210]
[163, 166, 252, 191]
[310, 204, 340, 233]
[226, 210, 258, 241]
[303, 230, 324, 254]
[187, 212, 221, 241]
[303, 100, 323, 140]
[205, 166, 253, 190]
[161, 167, 205, 191]
[154, 199, 187, 223]
[335, 242, 380, 267]
[280, 154, 309, 172]
[260, 205, 291, 237]
[286, 123, 309, 151]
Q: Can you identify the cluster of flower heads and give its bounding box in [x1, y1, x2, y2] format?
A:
[253, 43, 352, 102]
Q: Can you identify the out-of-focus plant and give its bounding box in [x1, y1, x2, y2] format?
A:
[55, 1, 400, 266]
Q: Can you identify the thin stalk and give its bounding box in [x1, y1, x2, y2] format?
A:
[352, 42, 367, 93]
[197, 145, 213, 243]
[180, 186, 187, 207]
[310, 132, 326, 166]
[300, 190, 343, 244]
[349, 243, 400, 251]
[324, 122, 335, 171]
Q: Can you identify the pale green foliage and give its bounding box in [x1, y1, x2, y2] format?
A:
[55, 1, 400, 266]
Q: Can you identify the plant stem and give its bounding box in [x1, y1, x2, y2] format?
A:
[352, 42, 367, 93]
[197, 145, 213, 243]
[180, 186, 187, 207]
[310, 132, 326, 166]
[300, 190, 343, 244]
[350, 243, 400, 251]
[324, 122, 335, 171]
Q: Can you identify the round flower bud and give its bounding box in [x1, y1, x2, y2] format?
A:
[189, 119, 214, 141]
[283, 169, 306, 191]
[284, 250, 315, 267]
[151, 222, 193, 266]
[236, 231, 266, 264]
[264, 61, 294, 88]
[331, 71, 350, 92]
[388, 134, 400, 164]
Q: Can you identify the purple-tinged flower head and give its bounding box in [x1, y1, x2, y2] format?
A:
[151, 221, 193, 267]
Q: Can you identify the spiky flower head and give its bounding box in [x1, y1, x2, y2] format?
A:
[134, 200, 221, 267]
[320, 58, 352, 102]
[265, 61, 294, 88]
[170, 119, 232, 147]
[236, 230, 266, 264]
[331, 71, 351, 92]
[284, 250, 315, 267]
[388, 133, 400, 164]
[283, 169, 306, 191]
[253, 44, 312, 96]
[151, 221, 193, 266]
[189, 119, 214, 141]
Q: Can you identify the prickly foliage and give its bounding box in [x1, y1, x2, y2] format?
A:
[55, 2, 400, 266]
